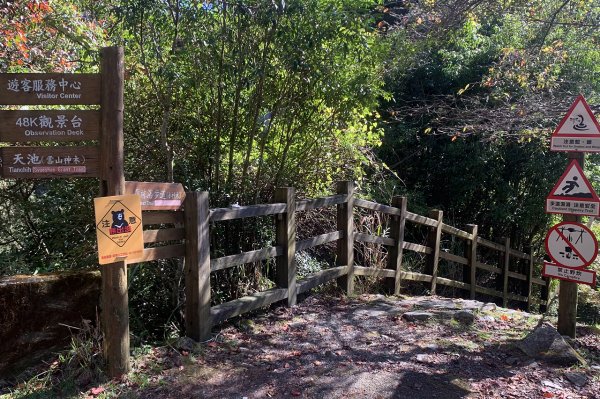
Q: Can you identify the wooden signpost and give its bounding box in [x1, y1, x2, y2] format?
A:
[0, 110, 100, 142]
[547, 95, 600, 338]
[0, 47, 128, 377]
[124, 181, 186, 210]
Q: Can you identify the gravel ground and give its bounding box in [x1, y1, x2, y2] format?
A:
[112, 294, 600, 399]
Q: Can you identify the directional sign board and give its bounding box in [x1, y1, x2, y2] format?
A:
[124, 181, 186, 210]
[545, 222, 598, 269]
[550, 95, 600, 152]
[0, 110, 100, 142]
[94, 195, 144, 265]
[545, 160, 600, 217]
[0, 146, 100, 178]
[0, 73, 101, 105]
[543, 262, 597, 287]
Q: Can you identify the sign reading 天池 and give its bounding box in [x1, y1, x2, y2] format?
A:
[94, 195, 144, 265]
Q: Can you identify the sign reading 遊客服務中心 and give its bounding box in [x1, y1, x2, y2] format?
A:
[0, 110, 100, 142]
[0, 73, 101, 105]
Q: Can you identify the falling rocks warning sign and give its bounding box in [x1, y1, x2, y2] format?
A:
[94, 194, 144, 265]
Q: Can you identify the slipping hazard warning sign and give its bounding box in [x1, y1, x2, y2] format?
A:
[551, 95, 600, 152]
[545, 159, 600, 216]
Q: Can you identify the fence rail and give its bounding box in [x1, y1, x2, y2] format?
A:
[133, 181, 550, 341]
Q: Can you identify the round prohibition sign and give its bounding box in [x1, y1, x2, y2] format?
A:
[545, 222, 598, 269]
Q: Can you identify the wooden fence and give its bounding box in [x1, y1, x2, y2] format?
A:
[129, 181, 550, 341]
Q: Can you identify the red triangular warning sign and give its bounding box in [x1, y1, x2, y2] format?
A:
[545, 159, 600, 216]
[551, 95, 600, 152]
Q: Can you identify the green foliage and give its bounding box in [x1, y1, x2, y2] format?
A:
[378, 0, 600, 248]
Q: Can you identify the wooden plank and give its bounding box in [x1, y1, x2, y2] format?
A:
[354, 232, 395, 246]
[210, 288, 288, 326]
[143, 228, 185, 243]
[210, 246, 283, 271]
[0, 146, 99, 178]
[406, 212, 438, 227]
[0, 110, 100, 142]
[387, 196, 407, 295]
[477, 237, 505, 252]
[353, 198, 402, 216]
[336, 181, 355, 294]
[476, 261, 502, 274]
[0, 73, 101, 105]
[142, 210, 184, 225]
[425, 210, 443, 294]
[354, 266, 395, 278]
[507, 271, 527, 281]
[441, 224, 473, 240]
[439, 251, 468, 265]
[209, 203, 286, 222]
[532, 277, 547, 286]
[526, 247, 534, 312]
[502, 237, 510, 307]
[296, 231, 343, 252]
[466, 224, 478, 299]
[507, 292, 528, 303]
[475, 285, 503, 298]
[125, 181, 185, 211]
[184, 192, 212, 341]
[403, 242, 432, 254]
[437, 277, 470, 290]
[509, 249, 531, 260]
[131, 244, 186, 263]
[98, 47, 128, 378]
[400, 271, 433, 283]
[297, 266, 348, 294]
[275, 187, 297, 307]
[296, 194, 347, 211]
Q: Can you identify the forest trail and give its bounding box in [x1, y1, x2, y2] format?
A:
[88, 293, 600, 399]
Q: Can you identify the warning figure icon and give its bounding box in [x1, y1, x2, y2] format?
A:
[97, 201, 141, 247]
[561, 176, 579, 194]
[571, 114, 589, 131]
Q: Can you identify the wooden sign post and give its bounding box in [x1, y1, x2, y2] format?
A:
[99, 46, 129, 377]
[0, 46, 128, 376]
[557, 152, 584, 338]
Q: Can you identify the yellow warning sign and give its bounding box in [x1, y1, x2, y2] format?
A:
[94, 194, 144, 265]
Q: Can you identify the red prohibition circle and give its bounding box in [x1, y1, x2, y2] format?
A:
[544, 221, 598, 269]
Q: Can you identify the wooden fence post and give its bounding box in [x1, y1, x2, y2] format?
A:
[426, 210, 443, 295]
[526, 246, 534, 312]
[502, 237, 510, 308]
[540, 277, 551, 313]
[99, 46, 129, 378]
[185, 191, 212, 341]
[387, 196, 407, 296]
[465, 224, 478, 300]
[336, 181, 354, 295]
[275, 187, 297, 306]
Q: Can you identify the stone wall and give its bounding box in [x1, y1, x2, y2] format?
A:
[0, 271, 101, 378]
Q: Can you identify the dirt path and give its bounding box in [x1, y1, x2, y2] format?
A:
[110, 294, 600, 399]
